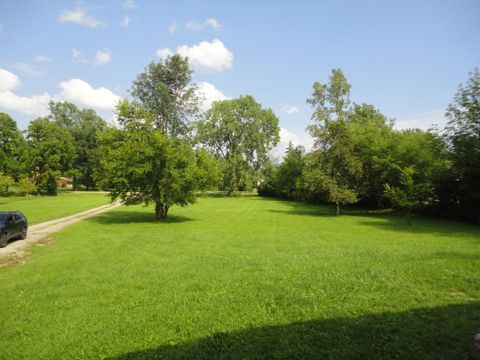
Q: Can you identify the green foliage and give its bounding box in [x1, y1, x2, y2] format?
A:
[195, 148, 222, 193]
[260, 69, 454, 221]
[26, 117, 75, 195]
[445, 68, 480, 223]
[305, 70, 360, 214]
[384, 166, 423, 225]
[347, 103, 396, 206]
[15, 177, 37, 196]
[275, 143, 305, 199]
[0, 172, 14, 194]
[130, 54, 200, 137]
[306, 68, 351, 124]
[259, 143, 305, 199]
[101, 113, 198, 220]
[49, 101, 107, 190]
[0, 113, 26, 180]
[195, 95, 280, 195]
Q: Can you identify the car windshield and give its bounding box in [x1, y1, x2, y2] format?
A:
[0, 213, 9, 223]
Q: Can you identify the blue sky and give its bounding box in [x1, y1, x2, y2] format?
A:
[0, 0, 479, 153]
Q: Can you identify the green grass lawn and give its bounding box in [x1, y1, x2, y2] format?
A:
[0, 195, 479, 359]
[0, 191, 111, 225]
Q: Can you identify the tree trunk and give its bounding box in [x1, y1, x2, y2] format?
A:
[406, 208, 412, 226]
[336, 203, 340, 216]
[155, 203, 169, 220]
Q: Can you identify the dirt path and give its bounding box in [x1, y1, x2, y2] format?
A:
[0, 202, 121, 259]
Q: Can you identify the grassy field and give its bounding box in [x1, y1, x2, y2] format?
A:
[0, 191, 111, 225]
[0, 195, 479, 359]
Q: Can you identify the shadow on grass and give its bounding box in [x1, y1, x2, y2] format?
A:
[254, 196, 480, 239]
[90, 211, 194, 225]
[108, 302, 480, 359]
[355, 217, 480, 239]
[199, 192, 258, 198]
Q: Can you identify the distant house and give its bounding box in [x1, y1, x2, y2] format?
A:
[57, 177, 72, 188]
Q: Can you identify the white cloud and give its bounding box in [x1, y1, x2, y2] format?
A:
[94, 50, 111, 65]
[157, 39, 233, 72]
[205, 18, 222, 30]
[121, 15, 130, 27]
[186, 18, 222, 31]
[271, 127, 313, 159]
[395, 110, 446, 131]
[0, 71, 121, 117]
[196, 81, 229, 112]
[0, 68, 20, 91]
[72, 48, 111, 66]
[72, 48, 82, 59]
[156, 48, 174, 59]
[56, 79, 121, 111]
[11, 63, 42, 77]
[34, 55, 51, 62]
[281, 105, 299, 115]
[0, 90, 51, 116]
[122, 0, 138, 9]
[59, 9, 105, 28]
[168, 21, 176, 34]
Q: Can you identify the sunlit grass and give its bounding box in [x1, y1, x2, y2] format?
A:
[0, 191, 111, 224]
[0, 195, 478, 358]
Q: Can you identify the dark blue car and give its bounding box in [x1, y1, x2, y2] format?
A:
[0, 211, 28, 248]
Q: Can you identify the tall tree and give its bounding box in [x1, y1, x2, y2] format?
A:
[48, 101, 107, 190]
[130, 54, 200, 137]
[445, 68, 480, 223]
[26, 118, 75, 194]
[195, 95, 280, 195]
[305, 69, 361, 215]
[275, 142, 305, 199]
[384, 129, 449, 222]
[0, 113, 26, 180]
[347, 103, 396, 207]
[101, 103, 198, 220]
[195, 148, 222, 193]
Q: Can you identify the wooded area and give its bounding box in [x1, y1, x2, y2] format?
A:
[1, 56, 478, 223]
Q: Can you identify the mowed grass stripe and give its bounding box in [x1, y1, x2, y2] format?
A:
[0, 195, 479, 359]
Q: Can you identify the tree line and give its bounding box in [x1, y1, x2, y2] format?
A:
[0, 55, 478, 223]
[0, 55, 280, 219]
[259, 68, 480, 224]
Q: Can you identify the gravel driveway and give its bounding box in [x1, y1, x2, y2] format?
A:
[0, 202, 121, 259]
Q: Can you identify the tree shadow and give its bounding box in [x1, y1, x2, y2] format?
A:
[108, 302, 480, 359]
[200, 192, 258, 198]
[253, 196, 480, 239]
[355, 216, 480, 240]
[90, 211, 194, 225]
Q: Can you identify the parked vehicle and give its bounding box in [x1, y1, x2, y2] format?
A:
[0, 211, 28, 248]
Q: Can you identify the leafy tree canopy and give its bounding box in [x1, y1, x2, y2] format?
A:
[101, 103, 198, 220]
[130, 54, 200, 137]
[195, 95, 280, 194]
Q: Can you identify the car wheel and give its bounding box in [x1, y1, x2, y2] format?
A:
[0, 233, 7, 248]
[20, 227, 27, 240]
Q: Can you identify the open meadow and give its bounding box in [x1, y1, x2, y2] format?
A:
[0, 195, 479, 359]
[0, 192, 111, 225]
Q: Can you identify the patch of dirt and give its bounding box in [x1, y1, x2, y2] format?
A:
[37, 237, 55, 246]
[450, 291, 476, 301]
[0, 250, 28, 269]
